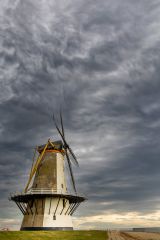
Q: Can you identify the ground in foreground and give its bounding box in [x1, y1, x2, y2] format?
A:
[108, 230, 160, 240]
[0, 230, 107, 240]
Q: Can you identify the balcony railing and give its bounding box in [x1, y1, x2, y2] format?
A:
[28, 188, 67, 194]
[10, 188, 87, 199]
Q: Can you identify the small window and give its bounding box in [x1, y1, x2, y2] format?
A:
[53, 215, 56, 220]
[61, 184, 63, 188]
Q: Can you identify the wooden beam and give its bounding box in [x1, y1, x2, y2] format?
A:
[28, 201, 33, 215]
[34, 199, 38, 214]
[42, 198, 45, 214]
[30, 147, 37, 177]
[48, 198, 52, 215]
[48, 140, 55, 148]
[54, 197, 61, 216]
[24, 140, 49, 192]
[60, 199, 68, 215]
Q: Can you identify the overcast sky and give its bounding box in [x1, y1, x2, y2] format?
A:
[1, 0, 160, 230]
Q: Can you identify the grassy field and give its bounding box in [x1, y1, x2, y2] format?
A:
[0, 230, 107, 240]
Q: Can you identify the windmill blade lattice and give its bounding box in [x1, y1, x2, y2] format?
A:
[53, 113, 79, 192]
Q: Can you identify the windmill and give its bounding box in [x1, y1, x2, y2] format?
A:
[10, 113, 86, 230]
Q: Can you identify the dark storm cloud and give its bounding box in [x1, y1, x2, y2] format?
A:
[1, 0, 160, 229]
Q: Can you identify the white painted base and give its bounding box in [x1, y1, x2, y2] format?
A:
[21, 197, 73, 229]
[43, 214, 73, 228]
[43, 197, 73, 228]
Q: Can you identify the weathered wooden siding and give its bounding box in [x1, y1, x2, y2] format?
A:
[32, 152, 57, 189]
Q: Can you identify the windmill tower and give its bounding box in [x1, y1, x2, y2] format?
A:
[10, 114, 86, 230]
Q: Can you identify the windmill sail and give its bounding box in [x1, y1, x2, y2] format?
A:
[53, 112, 79, 193]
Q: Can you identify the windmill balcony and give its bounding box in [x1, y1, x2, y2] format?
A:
[9, 188, 87, 204]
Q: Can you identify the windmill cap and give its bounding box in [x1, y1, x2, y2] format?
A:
[37, 140, 63, 153]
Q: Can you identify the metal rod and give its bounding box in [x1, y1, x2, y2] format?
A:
[15, 202, 25, 215]
[65, 203, 73, 215]
[68, 203, 76, 215]
[70, 203, 78, 216]
[71, 203, 81, 215]
[22, 203, 29, 215]
[20, 202, 27, 215]
[19, 202, 26, 215]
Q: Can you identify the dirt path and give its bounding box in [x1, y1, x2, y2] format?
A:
[108, 230, 126, 240]
[108, 231, 160, 240]
[120, 232, 140, 240]
[108, 231, 139, 240]
[123, 232, 160, 240]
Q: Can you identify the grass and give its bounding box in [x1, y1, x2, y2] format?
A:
[0, 230, 108, 240]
